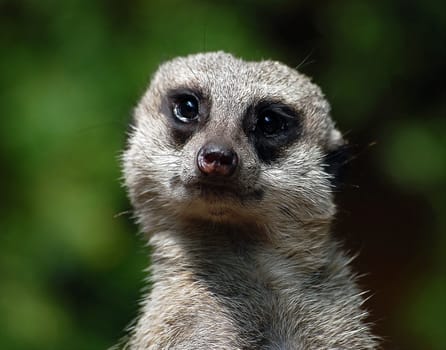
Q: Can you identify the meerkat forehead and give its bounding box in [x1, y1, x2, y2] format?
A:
[152, 52, 321, 108]
[140, 51, 342, 151]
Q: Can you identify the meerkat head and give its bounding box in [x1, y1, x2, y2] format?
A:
[123, 52, 345, 233]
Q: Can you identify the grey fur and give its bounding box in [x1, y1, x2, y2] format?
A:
[121, 52, 378, 349]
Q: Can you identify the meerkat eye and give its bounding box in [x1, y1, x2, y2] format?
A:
[256, 104, 296, 138]
[172, 95, 199, 123]
[257, 111, 286, 137]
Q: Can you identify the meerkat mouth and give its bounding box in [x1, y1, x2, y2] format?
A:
[183, 180, 264, 205]
[191, 181, 241, 200]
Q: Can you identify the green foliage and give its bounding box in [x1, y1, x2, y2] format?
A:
[0, 0, 444, 349]
[404, 275, 446, 350]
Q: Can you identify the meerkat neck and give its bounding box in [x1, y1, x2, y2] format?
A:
[148, 220, 335, 280]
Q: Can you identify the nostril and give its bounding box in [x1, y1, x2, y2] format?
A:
[203, 151, 222, 164]
[203, 151, 234, 165]
[220, 152, 236, 166]
[197, 144, 238, 176]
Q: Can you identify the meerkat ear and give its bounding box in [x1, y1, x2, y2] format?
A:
[328, 128, 344, 150]
[323, 128, 350, 190]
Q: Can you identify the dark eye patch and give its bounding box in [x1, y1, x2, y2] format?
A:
[161, 87, 208, 145]
[244, 101, 302, 163]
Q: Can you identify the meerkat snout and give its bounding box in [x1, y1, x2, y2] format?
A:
[196, 142, 238, 177]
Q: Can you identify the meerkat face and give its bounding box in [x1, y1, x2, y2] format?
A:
[123, 52, 345, 230]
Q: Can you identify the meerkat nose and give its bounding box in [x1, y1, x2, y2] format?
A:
[197, 143, 238, 177]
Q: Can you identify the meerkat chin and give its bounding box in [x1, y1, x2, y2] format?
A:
[121, 52, 378, 349]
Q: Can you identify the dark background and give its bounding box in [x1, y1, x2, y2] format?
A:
[0, 1, 444, 349]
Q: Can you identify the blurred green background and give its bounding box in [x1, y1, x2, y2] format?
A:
[0, 0, 444, 349]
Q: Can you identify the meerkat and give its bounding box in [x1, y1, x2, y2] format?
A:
[122, 52, 378, 349]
